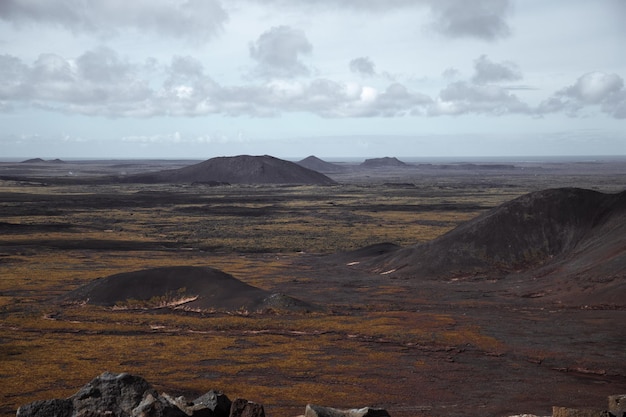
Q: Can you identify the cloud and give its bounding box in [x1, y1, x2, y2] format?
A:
[431, 81, 530, 116]
[239, 0, 513, 41]
[0, 0, 228, 41]
[349, 57, 376, 77]
[0, 48, 151, 114]
[471, 54, 522, 84]
[249, 26, 313, 79]
[3, 48, 622, 121]
[428, 0, 513, 41]
[539, 72, 626, 119]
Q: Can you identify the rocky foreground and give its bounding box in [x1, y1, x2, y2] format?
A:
[16, 372, 625, 417]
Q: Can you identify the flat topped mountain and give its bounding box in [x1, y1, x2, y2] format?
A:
[358, 187, 626, 304]
[125, 155, 337, 185]
[297, 155, 346, 173]
[62, 266, 315, 312]
[360, 157, 407, 168]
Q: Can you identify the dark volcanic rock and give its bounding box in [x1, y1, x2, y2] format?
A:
[124, 155, 337, 185]
[72, 372, 157, 416]
[17, 373, 232, 417]
[229, 399, 265, 417]
[16, 399, 73, 417]
[360, 157, 406, 168]
[189, 390, 232, 417]
[62, 265, 316, 312]
[17, 372, 161, 417]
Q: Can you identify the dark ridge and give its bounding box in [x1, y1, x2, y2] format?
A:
[361, 188, 626, 298]
[62, 265, 317, 312]
[360, 157, 407, 168]
[19, 158, 66, 164]
[296, 155, 346, 173]
[123, 155, 337, 185]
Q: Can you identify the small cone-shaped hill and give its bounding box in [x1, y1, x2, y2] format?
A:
[63, 266, 315, 312]
[363, 188, 626, 283]
[297, 155, 346, 173]
[125, 155, 336, 185]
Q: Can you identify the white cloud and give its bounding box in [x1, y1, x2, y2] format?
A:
[1, 48, 623, 122]
[0, 0, 228, 42]
[431, 81, 530, 116]
[249, 26, 313, 79]
[539, 72, 626, 119]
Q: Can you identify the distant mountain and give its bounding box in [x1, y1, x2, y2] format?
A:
[124, 155, 337, 185]
[62, 266, 316, 312]
[361, 157, 407, 168]
[296, 155, 346, 173]
[354, 188, 626, 304]
[20, 158, 66, 164]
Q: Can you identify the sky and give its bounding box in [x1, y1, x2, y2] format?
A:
[1, 0, 625, 159]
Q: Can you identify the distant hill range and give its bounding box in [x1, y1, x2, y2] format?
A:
[348, 188, 626, 305]
[21, 158, 66, 164]
[360, 157, 407, 168]
[296, 155, 346, 173]
[62, 266, 316, 312]
[124, 155, 336, 185]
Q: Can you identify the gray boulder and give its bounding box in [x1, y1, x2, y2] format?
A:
[72, 372, 158, 416]
[305, 404, 391, 417]
[16, 399, 73, 417]
[167, 390, 232, 417]
[16, 372, 230, 417]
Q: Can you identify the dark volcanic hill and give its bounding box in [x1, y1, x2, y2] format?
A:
[124, 155, 336, 185]
[358, 188, 626, 303]
[62, 266, 315, 312]
[361, 157, 407, 168]
[296, 156, 346, 173]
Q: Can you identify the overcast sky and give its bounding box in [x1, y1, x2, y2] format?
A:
[1, 0, 625, 159]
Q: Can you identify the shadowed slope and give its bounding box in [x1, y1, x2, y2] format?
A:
[363, 188, 626, 285]
[63, 266, 315, 312]
[125, 155, 337, 185]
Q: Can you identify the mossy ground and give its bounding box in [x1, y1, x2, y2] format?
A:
[1, 175, 624, 417]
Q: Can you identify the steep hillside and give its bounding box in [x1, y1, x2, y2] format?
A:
[62, 266, 315, 312]
[363, 188, 626, 285]
[125, 155, 336, 185]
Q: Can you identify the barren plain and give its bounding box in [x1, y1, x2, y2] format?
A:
[0, 156, 625, 417]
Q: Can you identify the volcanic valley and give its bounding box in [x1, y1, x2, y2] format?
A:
[0, 155, 625, 417]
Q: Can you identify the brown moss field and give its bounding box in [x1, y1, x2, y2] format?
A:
[1, 160, 625, 417]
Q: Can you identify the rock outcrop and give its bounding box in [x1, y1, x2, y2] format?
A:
[16, 372, 257, 417]
[15, 372, 623, 417]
